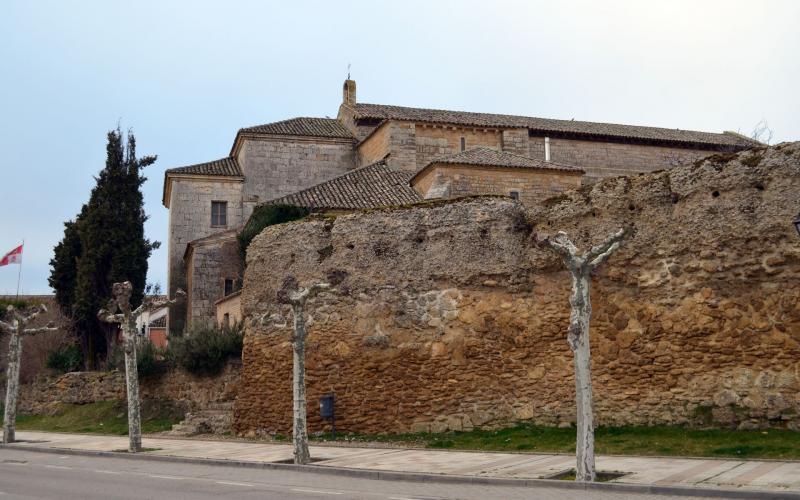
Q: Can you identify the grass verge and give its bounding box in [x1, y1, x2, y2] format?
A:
[15, 401, 182, 435]
[312, 423, 800, 460]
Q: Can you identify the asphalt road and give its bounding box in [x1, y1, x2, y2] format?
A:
[0, 448, 723, 499]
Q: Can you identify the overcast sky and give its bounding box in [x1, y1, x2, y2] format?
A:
[1, 0, 798, 295]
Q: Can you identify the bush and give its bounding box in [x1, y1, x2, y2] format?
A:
[238, 204, 309, 263]
[45, 344, 83, 374]
[107, 339, 167, 379]
[166, 322, 243, 376]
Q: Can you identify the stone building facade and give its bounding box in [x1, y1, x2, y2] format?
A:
[163, 79, 757, 333]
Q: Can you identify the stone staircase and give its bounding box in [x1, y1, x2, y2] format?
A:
[168, 401, 234, 436]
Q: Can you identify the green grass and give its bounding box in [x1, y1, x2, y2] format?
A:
[15, 401, 182, 435]
[313, 423, 800, 460]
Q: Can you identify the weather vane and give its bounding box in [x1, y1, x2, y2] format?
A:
[347, 62, 351, 80]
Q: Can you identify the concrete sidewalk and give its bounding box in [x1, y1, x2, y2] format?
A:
[4, 430, 800, 495]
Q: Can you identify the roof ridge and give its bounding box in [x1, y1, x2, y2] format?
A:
[238, 116, 354, 139]
[165, 156, 242, 176]
[354, 102, 759, 148]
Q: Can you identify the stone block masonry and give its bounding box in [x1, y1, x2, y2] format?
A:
[235, 142, 800, 436]
[235, 136, 355, 203]
[17, 361, 241, 417]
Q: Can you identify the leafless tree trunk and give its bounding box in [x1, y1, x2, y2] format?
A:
[543, 229, 625, 482]
[279, 280, 331, 465]
[1, 305, 57, 444]
[99, 282, 184, 452]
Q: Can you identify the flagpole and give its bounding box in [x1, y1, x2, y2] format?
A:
[15, 240, 23, 301]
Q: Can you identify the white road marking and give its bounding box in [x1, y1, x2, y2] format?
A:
[44, 465, 72, 470]
[291, 488, 344, 495]
[93, 469, 122, 475]
[148, 475, 185, 480]
[58, 456, 70, 459]
[216, 481, 254, 487]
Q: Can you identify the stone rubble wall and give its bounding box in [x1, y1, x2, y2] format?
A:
[235, 142, 800, 436]
[17, 361, 240, 416]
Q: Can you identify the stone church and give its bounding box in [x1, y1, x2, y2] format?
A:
[162, 79, 758, 333]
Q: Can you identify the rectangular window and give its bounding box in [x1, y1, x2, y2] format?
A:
[509, 191, 520, 200]
[224, 278, 235, 296]
[460, 137, 466, 152]
[211, 201, 227, 226]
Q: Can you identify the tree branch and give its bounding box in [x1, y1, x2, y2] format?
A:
[23, 324, 59, 337]
[11, 304, 48, 324]
[585, 228, 625, 262]
[98, 310, 124, 324]
[544, 231, 579, 261]
[289, 283, 332, 306]
[589, 241, 621, 270]
[143, 289, 186, 311]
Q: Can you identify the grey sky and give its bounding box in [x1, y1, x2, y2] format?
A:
[1, 0, 798, 294]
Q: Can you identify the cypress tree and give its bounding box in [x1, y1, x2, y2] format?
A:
[49, 128, 159, 369]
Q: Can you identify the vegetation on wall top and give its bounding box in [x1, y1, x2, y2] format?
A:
[237, 204, 309, 263]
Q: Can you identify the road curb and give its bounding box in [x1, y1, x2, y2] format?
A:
[2, 443, 799, 499]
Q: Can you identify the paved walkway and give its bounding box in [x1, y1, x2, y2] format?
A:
[4, 431, 800, 495]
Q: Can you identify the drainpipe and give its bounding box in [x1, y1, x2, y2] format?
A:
[545, 137, 551, 162]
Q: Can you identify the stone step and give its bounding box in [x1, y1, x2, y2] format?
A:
[168, 401, 235, 436]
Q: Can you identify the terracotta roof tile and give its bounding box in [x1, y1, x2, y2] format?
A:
[268, 161, 421, 210]
[351, 103, 759, 149]
[427, 147, 583, 173]
[166, 157, 242, 177]
[240, 117, 354, 139]
[148, 316, 166, 328]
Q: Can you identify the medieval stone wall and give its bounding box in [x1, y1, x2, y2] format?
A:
[18, 361, 241, 416]
[530, 136, 721, 183]
[236, 135, 355, 204]
[235, 143, 800, 436]
[413, 164, 582, 205]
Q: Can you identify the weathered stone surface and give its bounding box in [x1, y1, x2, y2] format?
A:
[18, 361, 240, 420]
[235, 143, 800, 436]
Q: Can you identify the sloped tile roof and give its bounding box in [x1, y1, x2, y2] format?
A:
[240, 117, 354, 139]
[268, 161, 421, 210]
[351, 103, 759, 149]
[148, 316, 166, 328]
[165, 157, 242, 177]
[428, 147, 584, 173]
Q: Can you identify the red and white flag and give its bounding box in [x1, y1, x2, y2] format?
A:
[0, 245, 23, 266]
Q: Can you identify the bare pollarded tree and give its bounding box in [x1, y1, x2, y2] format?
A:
[1, 304, 58, 444]
[542, 228, 626, 482]
[98, 282, 184, 452]
[277, 278, 332, 465]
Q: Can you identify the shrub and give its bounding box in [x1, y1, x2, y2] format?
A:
[166, 322, 243, 376]
[107, 339, 167, 378]
[45, 344, 83, 374]
[238, 204, 309, 263]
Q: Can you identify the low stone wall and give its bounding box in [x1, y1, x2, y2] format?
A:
[18, 361, 240, 416]
[235, 143, 800, 436]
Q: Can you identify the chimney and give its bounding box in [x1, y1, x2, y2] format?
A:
[343, 79, 356, 106]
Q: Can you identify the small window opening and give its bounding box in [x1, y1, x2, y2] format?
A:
[223, 313, 230, 328]
[509, 191, 520, 200]
[460, 137, 466, 152]
[224, 278, 235, 296]
[211, 201, 228, 226]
